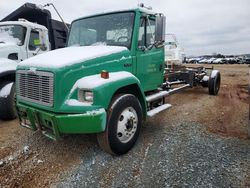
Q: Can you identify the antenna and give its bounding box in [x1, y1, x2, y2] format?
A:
[43, 3, 69, 31]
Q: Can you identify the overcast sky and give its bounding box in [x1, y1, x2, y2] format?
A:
[0, 0, 249, 56]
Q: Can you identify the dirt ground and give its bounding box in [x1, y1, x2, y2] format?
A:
[0, 64, 249, 188]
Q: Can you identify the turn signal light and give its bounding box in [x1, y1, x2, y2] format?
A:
[101, 70, 109, 79]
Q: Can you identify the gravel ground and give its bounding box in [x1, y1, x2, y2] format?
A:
[0, 64, 249, 187]
[55, 121, 250, 188]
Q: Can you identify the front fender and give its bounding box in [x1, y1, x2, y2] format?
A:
[64, 71, 146, 113]
[93, 73, 144, 109]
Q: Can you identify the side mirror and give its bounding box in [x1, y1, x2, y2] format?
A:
[40, 44, 47, 51]
[155, 15, 166, 44]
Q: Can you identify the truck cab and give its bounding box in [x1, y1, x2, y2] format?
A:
[0, 20, 50, 63]
[65, 9, 165, 91]
[0, 20, 50, 120]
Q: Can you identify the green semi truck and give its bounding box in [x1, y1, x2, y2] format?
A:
[15, 5, 221, 155]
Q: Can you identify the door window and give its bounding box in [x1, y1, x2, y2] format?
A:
[138, 18, 146, 47]
[138, 17, 156, 48]
[29, 30, 40, 51]
[146, 19, 155, 47]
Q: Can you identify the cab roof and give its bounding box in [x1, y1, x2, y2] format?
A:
[0, 20, 48, 31]
[72, 7, 157, 23]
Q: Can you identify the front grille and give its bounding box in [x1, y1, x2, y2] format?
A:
[17, 70, 54, 107]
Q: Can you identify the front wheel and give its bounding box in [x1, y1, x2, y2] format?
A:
[0, 81, 17, 120]
[97, 94, 143, 155]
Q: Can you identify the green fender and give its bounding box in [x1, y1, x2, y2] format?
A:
[74, 71, 147, 118]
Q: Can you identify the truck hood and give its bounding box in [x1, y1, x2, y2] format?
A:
[19, 46, 128, 69]
[0, 58, 17, 74]
[0, 42, 20, 58]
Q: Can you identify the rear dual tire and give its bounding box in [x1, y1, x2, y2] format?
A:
[208, 71, 221, 95]
[97, 94, 143, 155]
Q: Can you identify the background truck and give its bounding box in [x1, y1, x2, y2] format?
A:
[164, 33, 185, 66]
[16, 5, 221, 155]
[0, 3, 68, 120]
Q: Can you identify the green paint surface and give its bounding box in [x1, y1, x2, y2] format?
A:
[17, 103, 107, 140]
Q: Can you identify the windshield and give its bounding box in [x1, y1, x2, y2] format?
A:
[0, 25, 27, 46]
[68, 12, 135, 49]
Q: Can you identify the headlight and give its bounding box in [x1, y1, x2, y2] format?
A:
[78, 90, 93, 104]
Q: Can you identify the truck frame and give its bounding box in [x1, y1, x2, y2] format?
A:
[16, 5, 221, 155]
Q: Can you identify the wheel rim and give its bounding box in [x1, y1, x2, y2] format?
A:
[116, 107, 138, 143]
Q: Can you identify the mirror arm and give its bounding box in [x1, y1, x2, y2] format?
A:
[155, 41, 165, 48]
[146, 41, 165, 51]
[139, 41, 164, 52]
[139, 45, 147, 52]
[33, 47, 41, 56]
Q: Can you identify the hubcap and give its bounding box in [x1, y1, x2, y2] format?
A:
[117, 107, 138, 143]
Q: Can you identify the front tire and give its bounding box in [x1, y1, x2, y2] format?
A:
[0, 81, 17, 120]
[97, 94, 143, 155]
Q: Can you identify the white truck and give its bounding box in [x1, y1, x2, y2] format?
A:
[164, 33, 185, 66]
[0, 3, 68, 120]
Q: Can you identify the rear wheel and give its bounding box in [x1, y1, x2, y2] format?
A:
[0, 81, 17, 120]
[97, 94, 143, 155]
[208, 71, 221, 95]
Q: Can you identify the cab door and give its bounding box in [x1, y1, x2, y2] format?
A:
[135, 16, 164, 92]
[27, 29, 44, 58]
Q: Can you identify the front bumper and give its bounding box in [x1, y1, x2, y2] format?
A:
[17, 103, 107, 140]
